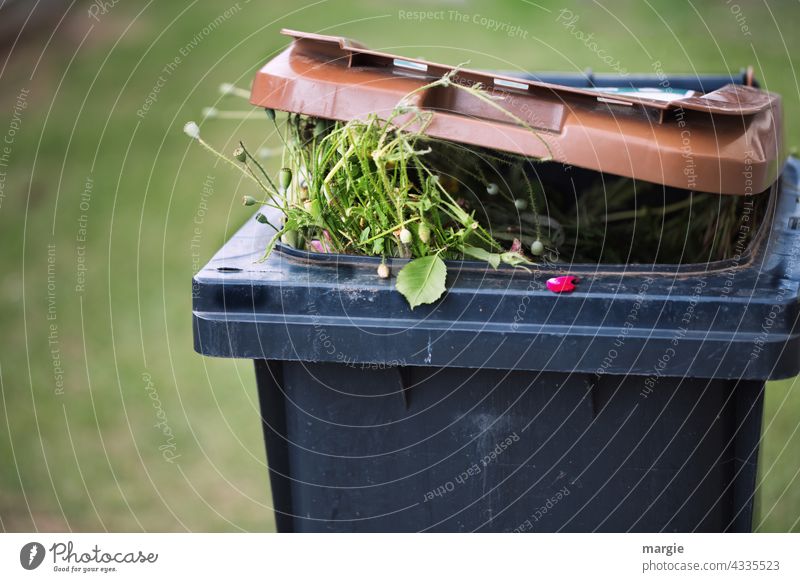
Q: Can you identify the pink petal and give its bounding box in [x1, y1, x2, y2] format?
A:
[546, 275, 578, 293]
[309, 239, 330, 253]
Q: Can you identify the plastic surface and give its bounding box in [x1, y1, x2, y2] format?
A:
[193, 159, 800, 381]
[254, 360, 763, 532]
[249, 30, 784, 195]
[192, 163, 800, 531]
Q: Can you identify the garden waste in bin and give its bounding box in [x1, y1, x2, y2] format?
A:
[192, 30, 796, 532]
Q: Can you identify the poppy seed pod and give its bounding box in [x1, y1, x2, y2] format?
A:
[265, 108, 276, 121]
[279, 167, 293, 191]
[242, 195, 257, 206]
[418, 223, 431, 244]
[531, 239, 545, 256]
[486, 182, 499, 196]
[255, 213, 269, 224]
[233, 147, 246, 162]
[514, 198, 528, 211]
[183, 121, 200, 140]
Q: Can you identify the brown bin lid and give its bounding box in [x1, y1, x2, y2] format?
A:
[250, 29, 784, 195]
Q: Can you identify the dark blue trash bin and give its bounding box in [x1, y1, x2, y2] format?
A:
[192, 83, 799, 532]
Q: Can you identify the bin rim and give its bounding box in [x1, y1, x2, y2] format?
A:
[192, 160, 800, 381]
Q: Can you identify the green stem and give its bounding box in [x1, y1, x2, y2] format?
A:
[240, 142, 279, 193]
[362, 216, 421, 245]
[196, 137, 262, 187]
[604, 194, 701, 223]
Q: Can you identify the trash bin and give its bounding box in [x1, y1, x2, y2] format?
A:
[192, 31, 798, 532]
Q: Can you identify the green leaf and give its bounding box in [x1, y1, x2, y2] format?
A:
[396, 255, 447, 309]
[499, 251, 533, 271]
[461, 245, 501, 269]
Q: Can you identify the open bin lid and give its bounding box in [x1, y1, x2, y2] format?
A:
[250, 29, 784, 195]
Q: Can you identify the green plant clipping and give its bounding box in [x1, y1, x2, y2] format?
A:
[395, 255, 447, 309]
[183, 71, 543, 308]
[184, 74, 766, 308]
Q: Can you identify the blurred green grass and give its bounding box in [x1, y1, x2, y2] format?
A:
[0, 0, 798, 531]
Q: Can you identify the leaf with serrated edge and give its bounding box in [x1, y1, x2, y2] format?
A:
[396, 255, 447, 309]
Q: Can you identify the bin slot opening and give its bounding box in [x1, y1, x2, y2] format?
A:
[393, 59, 428, 73]
[493, 78, 530, 91]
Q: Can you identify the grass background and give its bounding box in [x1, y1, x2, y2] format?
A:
[0, 0, 798, 531]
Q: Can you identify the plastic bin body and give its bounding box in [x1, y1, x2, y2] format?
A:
[193, 144, 800, 533]
[254, 361, 763, 532]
